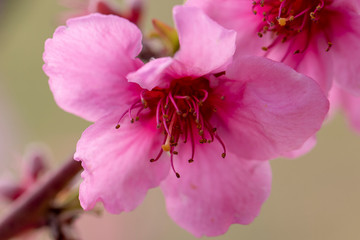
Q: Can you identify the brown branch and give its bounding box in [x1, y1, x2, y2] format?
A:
[0, 157, 82, 240]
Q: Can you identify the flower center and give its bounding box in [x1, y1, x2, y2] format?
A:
[252, 0, 332, 58]
[115, 77, 226, 178]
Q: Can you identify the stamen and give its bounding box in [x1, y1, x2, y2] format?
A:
[215, 135, 227, 158]
[170, 148, 180, 178]
[140, 90, 148, 108]
[253, 0, 328, 59]
[156, 97, 164, 128]
[150, 148, 163, 162]
[115, 110, 129, 129]
[277, 0, 287, 18]
[169, 92, 182, 115]
[128, 101, 141, 123]
[326, 41, 333, 52]
[162, 112, 176, 152]
[188, 118, 195, 163]
[150, 135, 167, 162]
[199, 89, 209, 103]
[135, 106, 145, 121]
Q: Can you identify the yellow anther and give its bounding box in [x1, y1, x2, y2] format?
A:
[162, 143, 171, 152]
[278, 17, 287, 26]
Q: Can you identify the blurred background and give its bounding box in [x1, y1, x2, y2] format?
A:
[0, 0, 359, 239]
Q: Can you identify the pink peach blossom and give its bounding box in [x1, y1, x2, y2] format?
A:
[43, 6, 328, 236]
[60, 0, 143, 24]
[186, 0, 360, 95]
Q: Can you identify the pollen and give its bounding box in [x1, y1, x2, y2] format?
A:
[162, 144, 171, 152]
[277, 18, 287, 26]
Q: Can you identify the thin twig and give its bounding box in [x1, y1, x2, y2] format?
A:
[0, 157, 82, 240]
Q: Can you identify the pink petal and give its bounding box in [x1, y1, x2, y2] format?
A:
[330, 86, 360, 134]
[289, 41, 334, 94]
[127, 57, 173, 90]
[160, 143, 271, 237]
[330, 9, 360, 95]
[281, 136, 317, 159]
[75, 114, 169, 213]
[218, 56, 329, 160]
[171, 6, 236, 77]
[186, 0, 253, 36]
[43, 13, 143, 122]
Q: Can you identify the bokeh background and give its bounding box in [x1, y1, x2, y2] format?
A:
[0, 0, 359, 239]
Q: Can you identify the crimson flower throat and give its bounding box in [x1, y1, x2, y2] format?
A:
[252, 0, 332, 57]
[115, 77, 226, 178]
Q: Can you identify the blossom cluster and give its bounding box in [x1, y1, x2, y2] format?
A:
[42, 0, 359, 237]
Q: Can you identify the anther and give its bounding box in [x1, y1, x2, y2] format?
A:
[188, 159, 194, 163]
[173, 151, 178, 155]
[130, 118, 135, 123]
[162, 144, 171, 152]
[220, 96, 225, 100]
[277, 17, 287, 26]
[175, 172, 181, 178]
[258, 32, 263, 38]
[326, 42, 333, 52]
[115, 124, 120, 129]
[222, 153, 226, 158]
[150, 159, 155, 162]
[262, 46, 268, 51]
[310, 12, 315, 20]
[294, 49, 300, 54]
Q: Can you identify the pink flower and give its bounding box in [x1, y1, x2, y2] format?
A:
[43, 6, 328, 236]
[186, 0, 360, 95]
[0, 146, 48, 201]
[60, 0, 143, 25]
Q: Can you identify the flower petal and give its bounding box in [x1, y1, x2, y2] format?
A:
[75, 114, 169, 213]
[127, 57, 173, 90]
[330, 9, 360, 95]
[160, 143, 271, 237]
[217, 56, 329, 160]
[185, 0, 253, 37]
[281, 136, 317, 159]
[43, 13, 143, 122]
[171, 6, 236, 77]
[330, 86, 360, 134]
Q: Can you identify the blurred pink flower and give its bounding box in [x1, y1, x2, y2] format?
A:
[186, 0, 360, 95]
[0, 145, 48, 201]
[60, 0, 143, 25]
[43, 6, 328, 236]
